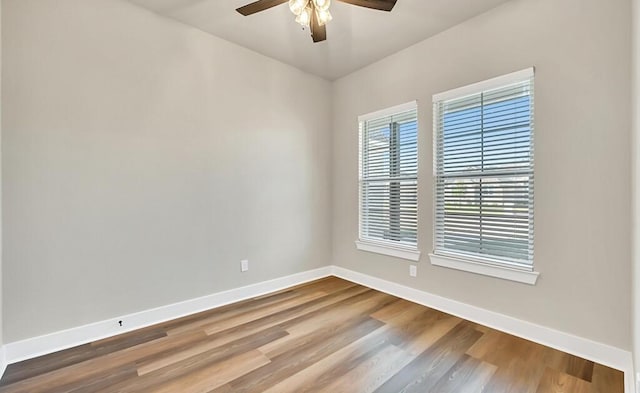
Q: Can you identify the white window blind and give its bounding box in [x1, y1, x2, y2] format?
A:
[433, 69, 534, 270]
[359, 102, 418, 250]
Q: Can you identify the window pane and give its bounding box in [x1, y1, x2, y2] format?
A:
[360, 105, 418, 249]
[434, 75, 534, 268]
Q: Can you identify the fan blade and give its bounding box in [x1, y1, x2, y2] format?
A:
[311, 9, 327, 42]
[336, 0, 397, 11]
[236, 0, 288, 16]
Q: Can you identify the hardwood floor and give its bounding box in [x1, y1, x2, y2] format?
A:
[0, 277, 624, 392]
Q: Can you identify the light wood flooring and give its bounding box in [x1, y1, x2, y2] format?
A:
[0, 277, 624, 392]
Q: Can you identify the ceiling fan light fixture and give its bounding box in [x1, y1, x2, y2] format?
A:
[312, 0, 330, 12]
[236, 0, 397, 43]
[295, 5, 312, 26]
[315, 8, 332, 26]
[288, 0, 309, 16]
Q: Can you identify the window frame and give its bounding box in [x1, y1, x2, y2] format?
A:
[356, 101, 421, 261]
[430, 69, 539, 285]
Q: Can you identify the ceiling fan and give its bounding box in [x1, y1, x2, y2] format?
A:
[236, 0, 398, 43]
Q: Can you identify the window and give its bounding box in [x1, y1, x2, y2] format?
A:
[431, 69, 538, 284]
[356, 101, 420, 261]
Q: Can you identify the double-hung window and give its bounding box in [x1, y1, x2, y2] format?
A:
[431, 69, 538, 284]
[356, 101, 420, 261]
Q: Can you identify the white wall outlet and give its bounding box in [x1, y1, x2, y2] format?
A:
[409, 265, 417, 277]
[240, 259, 249, 272]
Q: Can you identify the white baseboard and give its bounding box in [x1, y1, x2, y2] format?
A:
[331, 266, 636, 393]
[3, 266, 332, 364]
[0, 346, 7, 378]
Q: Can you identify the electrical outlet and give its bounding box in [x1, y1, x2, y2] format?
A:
[409, 265, 417, 277]
[241, 259, 249, 272]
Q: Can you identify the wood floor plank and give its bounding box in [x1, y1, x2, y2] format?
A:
[590, 363, 624, 393]
[258, 291, 396, 358]
[155, 276, 345, 337]
[260, 323, 402, 393]
[0, 344, 97, 387]
[560, 353, 595, 382]
[156, 287, 303, 334]
[0, 331, 209, 393]
[428, 354, 497, 393]
[204, 285, 372, 338]
[2, 325, 165, 386]
[60, 363, 139, 393]
[190, 285, 376, 363]
[391, 311, 462, 356]
[104, 327, 288, 393]
[0, 278, 625, 393]
[152, 284, 370, 368]
[372, 322, 483, 393]
[482, 349, 548, 392]
[294, 276, 358, 294]
[218, 317, 385, 393]
[318, 344, 412, 393]
[465, 328, 503, 360]
[141, 350, 270, 393]
[369, 298, 426, 323]
[168, 290, 327, 336]
[160, 290, 300, 335]
[136, 322, 285, 375]
[536, 367, 592, 393]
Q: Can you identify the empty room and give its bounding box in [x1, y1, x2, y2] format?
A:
[0, 0, 639, 391]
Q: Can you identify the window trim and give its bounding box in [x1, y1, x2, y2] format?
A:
[357, 100, 420, 260]
[357, 101, 418, 123]
[428, 253, 539, 285]
[431, 68, 539, 284]
[433, 68, 534, 102]
[356, 241, 421, 262]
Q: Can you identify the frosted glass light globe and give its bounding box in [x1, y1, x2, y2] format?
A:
[289, 0, 309, 15]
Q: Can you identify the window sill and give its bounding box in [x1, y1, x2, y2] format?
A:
[428, 253, 539, 285]
[355, 241, 421, 262]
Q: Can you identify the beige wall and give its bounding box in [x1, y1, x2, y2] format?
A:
[2, 0, 332, 342]
[633, 0, 640, 381]
[332, 0, 632, 349]
[0, 0, 3, 347]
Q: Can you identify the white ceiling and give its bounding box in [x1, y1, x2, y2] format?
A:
[129, 0, 512, 80]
